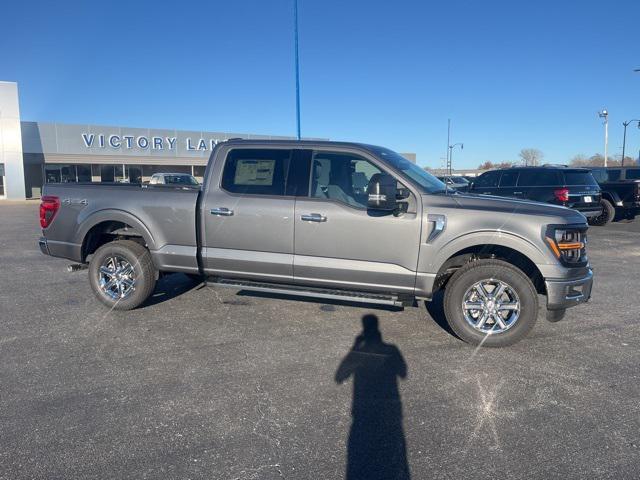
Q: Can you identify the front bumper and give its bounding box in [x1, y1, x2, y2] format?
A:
[545, 268, 593, 310]
[38, 237, 50, 256]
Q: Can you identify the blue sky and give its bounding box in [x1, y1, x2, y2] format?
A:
[2, 0, 639, 168]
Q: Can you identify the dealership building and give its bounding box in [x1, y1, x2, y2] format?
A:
[0, 81, 418, 200]
[0, 81, 306, 200]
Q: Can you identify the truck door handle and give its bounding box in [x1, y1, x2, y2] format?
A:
[301, 213, 327, 222]
[210, 207, 234, 216]
[513, 191, 523, 195]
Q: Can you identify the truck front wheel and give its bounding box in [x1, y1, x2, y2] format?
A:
[443, 259, 538, 347]
[89, 240, 157, 310]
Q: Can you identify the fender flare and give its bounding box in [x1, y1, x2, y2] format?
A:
[75, 209, 157, 255]
[600, 190, 621, 205]
[427, 230, 550, 275]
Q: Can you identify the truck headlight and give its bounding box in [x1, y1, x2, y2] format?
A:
[544, 225, 588, 266]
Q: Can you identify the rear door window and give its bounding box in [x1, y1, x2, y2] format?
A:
[474, 171, 500, 188]
[517, 170, 561, 186]
[563, 171, 598, 186]
[221, 148, 292, 196]
[625, 169, 640, 180]
[499, 171, 519, 187]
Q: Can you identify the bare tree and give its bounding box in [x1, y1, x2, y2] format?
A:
[568, 153, 637, 167]
[519, 148, 544, 166]
[569, 154, 590, 167]
[477, 160, 515, 170]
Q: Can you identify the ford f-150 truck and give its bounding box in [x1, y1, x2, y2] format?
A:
[38, 140, 593, 347]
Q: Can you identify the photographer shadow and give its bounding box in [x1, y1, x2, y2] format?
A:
[335, 314, 410, 480]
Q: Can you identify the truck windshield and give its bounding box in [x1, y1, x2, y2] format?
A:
[370, 147, 446, 194]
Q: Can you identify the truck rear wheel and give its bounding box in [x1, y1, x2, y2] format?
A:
[588, 199, 615, 226]
[89, 240, 157, 310]
[443, 259, 538, 347]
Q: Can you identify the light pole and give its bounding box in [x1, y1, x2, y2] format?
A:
[621, 119, 640, 166]
[448, 143, 464, 176]
[446, 119, 464, 176]
[293, 0, 301, 140]
[446, 119, 451, 174]
[598, 109, 609, 167]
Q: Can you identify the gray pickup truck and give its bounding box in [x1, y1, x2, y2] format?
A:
[39, 140, 593, 347]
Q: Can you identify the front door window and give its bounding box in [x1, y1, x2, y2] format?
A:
[311, 151, 382, 208]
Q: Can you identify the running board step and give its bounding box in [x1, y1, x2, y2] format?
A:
[207, 278, 406, 307]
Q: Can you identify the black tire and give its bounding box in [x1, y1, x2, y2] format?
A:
[588, 199, 615, 226]
[89, 240, 157, 310]
[443, 259, 538, 347]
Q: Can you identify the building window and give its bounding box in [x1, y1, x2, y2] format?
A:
[45, 164, 94, 183]
[127, 166, 142, 183]
[100, 165, 115, 182]
[45, 165, 62, 183]
[193, 165, 206, 182]
[77, 165, 92, 182]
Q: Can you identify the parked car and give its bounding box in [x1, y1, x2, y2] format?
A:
[436, 175, 470, 192]
[589, 166, 640, 224]
[38, 140, 593, 347]
[470, 166, 603, 221]
[149, 173, 199, 186]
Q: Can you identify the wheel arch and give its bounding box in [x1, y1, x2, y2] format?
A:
[601, 190, 621, 205]
[77, 210, 156, 262]
[429, 235, 547, 296]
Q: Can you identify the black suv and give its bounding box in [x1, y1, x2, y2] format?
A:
[436, 175, 470, 192]
[589, 166, 640, 224]
[470, 166, 602, 220]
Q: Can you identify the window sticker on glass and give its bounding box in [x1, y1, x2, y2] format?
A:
[234, 159, 276, 186]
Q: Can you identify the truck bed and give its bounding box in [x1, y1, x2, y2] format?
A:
[41, 182, 200, 272]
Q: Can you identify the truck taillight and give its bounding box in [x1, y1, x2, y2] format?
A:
[40, 196, 60, 228]
[554, 188, 569, 202]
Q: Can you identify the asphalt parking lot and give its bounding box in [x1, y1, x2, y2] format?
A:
[1, 202, 639, 480]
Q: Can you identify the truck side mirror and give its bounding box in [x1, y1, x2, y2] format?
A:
[367, 173, 397, 211]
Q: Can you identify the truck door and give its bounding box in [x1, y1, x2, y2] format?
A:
[201, 147, 297, 282]
[293, 149, 422, 294]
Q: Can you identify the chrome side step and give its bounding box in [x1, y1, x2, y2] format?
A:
[207, 278, 406, 307]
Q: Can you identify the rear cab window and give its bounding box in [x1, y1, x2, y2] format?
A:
[607, 170, 622, 181]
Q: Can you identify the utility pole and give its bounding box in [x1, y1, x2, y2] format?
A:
[621, 119, 640, 167]
[293, 0, 301, 140]
[598, 109, 609, 167]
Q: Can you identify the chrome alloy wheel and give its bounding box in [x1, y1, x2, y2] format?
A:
[461, 278, 520, 334]
[98, 255, 136, 300]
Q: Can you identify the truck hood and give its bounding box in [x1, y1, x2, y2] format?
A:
[447, 192, 587, 223]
